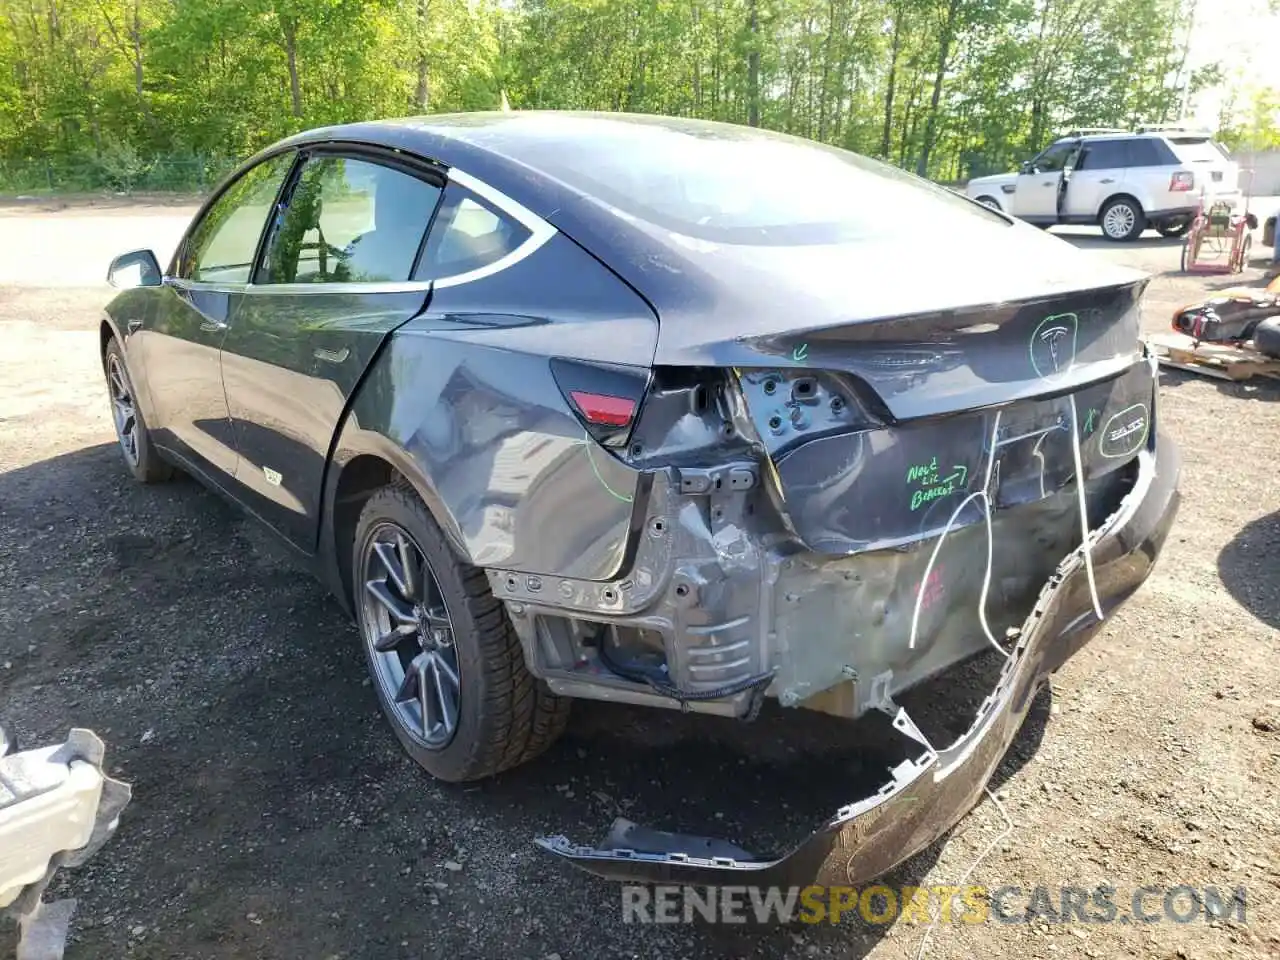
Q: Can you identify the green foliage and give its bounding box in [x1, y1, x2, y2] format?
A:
[0, 0, 1202, 191]
[1217, 87, 1280, 152]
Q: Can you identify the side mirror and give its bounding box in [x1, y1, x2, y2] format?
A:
[1019, 161, 1033, 175]
[107, 249, 163, 289]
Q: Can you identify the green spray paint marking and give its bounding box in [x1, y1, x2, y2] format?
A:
[792, 343, 809, 362]
[1083, 407, 1101, 435]
[573, 435, 634, 503]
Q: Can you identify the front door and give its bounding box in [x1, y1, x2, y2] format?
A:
[1012, 141, 1077, 222]
[145, 151, 296, 481]
[1061, 139, 1128, 220]
[219, 150, 443, 549]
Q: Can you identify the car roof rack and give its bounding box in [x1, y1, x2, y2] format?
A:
[1059, 127, 1126, 139]
[1133, 123, 1212, 136]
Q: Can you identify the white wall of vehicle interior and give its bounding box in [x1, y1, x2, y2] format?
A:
[0, 728, 131, 960]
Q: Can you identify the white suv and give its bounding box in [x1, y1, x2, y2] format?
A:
[965, 126, 1241, 241]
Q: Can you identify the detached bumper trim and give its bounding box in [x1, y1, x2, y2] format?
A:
[536, 430, 1180, 886]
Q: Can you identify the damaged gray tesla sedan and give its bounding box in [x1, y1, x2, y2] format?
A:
[101, 111, 1179, 886]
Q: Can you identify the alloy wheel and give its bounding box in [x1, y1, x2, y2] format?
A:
[358, 522, 461, 749]
[1103, 203, 1136, 239]
[107, 354, 139, 468]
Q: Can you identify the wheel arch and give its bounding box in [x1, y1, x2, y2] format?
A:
[320, 432, 471, 617]
[99, 314, 119, 366]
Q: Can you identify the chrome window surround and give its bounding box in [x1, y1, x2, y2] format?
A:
[164, 165, 558, 297]
[433, 168, 558, 289]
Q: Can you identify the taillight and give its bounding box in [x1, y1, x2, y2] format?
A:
[1170, 171, 1194, 192]
[550, 357, 649, 447]
[569, 391, 635, 427]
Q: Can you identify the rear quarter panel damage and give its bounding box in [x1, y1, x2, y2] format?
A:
[328, 232, 659, 581]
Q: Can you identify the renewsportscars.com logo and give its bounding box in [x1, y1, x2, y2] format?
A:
[621, 884, 1248, 926]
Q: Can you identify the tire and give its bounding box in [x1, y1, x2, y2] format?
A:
[1156, 217, 1191, 238]
[103, 338, 173, 483]
[1100, 197, 1146, 242]
[1253, 316, 1280, 359]
[352, 483, 568, 782]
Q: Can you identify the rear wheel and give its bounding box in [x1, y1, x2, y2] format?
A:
[1100, 197, 1145, 242]
[1156, 217, 1191, 238]
[353, 484, 569, 782]
[104, 338, 173, 483]
[974, 196, 1000, 211]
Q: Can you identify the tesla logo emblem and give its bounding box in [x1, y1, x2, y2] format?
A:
[1040, 326, 1070, 368]
[1029, 312, 1079, 379]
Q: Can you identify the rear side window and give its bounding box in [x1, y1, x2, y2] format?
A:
[1078, 140, 1129, 170]
[259, 155, 441, 284]
[1125, 139, 1168, 167]
[181, 152, 294, 283]
[414, 187, 531, 281]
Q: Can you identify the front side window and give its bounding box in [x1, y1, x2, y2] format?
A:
[1029, 143, 1076, 174]
[180, 152, 294, 282]
[414, 187, 531, 281]
[260, 155, 441, 284]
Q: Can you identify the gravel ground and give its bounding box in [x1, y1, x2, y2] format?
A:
[0, 199, 1277, 959]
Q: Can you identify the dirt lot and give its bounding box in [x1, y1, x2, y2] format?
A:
[0, 198, 1278, 959]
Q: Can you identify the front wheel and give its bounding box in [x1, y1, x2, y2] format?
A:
[103, 338, 173, 483]
[1100, 198, 1146, 242]
[353, 484, 569, 782]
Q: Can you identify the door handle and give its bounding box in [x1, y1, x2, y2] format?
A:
[199, 318, 228, 333]
[1100, 178, 1115, 184]
[1043, 181, 1055, 187]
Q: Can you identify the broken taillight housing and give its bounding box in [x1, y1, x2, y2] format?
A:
[1169, 171, 1195, 192]
[550, 357, 650, 448]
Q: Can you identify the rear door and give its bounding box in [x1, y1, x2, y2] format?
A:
[1062, 139, 1128, 219]
[219, 148, 444, 550]
[145, 151, 295, 480]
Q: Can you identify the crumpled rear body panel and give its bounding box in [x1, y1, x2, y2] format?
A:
[536, 429, 1179, 885]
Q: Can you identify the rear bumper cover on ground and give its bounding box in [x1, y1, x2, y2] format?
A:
[536, 430, 1180, 886]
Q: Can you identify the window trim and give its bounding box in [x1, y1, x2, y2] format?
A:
[167, 140, 556, 295]
[431, 168, 557, 289]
